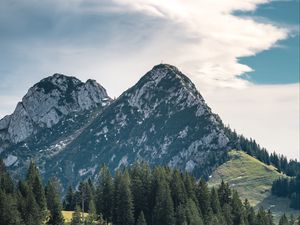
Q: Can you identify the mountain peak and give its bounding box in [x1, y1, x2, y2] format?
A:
[0, 73, 112, 144]
[152, 63, 179, 71]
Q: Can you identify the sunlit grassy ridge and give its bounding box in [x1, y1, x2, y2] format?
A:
[208, 150, 300, 222]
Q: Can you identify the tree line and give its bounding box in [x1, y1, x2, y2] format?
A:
[225, 127, 300, 177]
[1, 158, 299, 225]
[272, 175, 300, 210]
[64, 163, 299, 225]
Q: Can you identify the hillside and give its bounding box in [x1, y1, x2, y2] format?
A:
[208, 150, 300, 222]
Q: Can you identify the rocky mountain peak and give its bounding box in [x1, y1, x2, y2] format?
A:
[0, 74, 112, 144]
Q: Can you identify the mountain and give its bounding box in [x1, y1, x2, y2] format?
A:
[208, 150, 300, 223]
[0, 74, 112, 177]
[0, 64, 232, 187]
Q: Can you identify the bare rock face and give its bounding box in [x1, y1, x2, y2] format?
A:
[0, 74, 111, 144]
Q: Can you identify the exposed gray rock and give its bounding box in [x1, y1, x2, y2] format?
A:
[0, 115, 11, 130]
[0, 74, 111, 144]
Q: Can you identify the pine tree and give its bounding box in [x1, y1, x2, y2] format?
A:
[0, 190, 23, 225]
[71, 205, 82, 225]
[256, 207, 268, 225]
[113, 171, 134, 225]
[86, 200, 97, 225]
[231, 190, 245, 225]
[23, 185, 42, 225]
[279, 214, 289, 225]
[46, 178, 64, 225]
[153, 175, 175, 225]
[196, 178, 211, 218]
[130, 163, 151, 223]
[185, 198, 203, 225]
[171, 170, 187, 208]
[96, 165, 114, 223]
[0, 159, 14, 194]
[210, 187, 221, 214]
[26, 161, 47, 220]
[175, 203, 187, 225]
[64, 186, 75, 210]
[244, 199, 255, 225]
[136, 211, 147, 225]
[218, 180, 231, 207]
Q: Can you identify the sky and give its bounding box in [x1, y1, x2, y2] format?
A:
[0, 0, 299, 159]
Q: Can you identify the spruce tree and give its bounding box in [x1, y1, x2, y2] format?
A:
[46, 178, 64, 225]
[153, 176, 175, 225]
[196, 178, 210, 217]
[244, 199, 256, 225]
[171, 170, 187, 208]
[26, 161, 47, 220]
[64, 186, 75, 210]
[231, 190, 245, 225]
[136, 211, 147, 225]
[86, 200, 97, 225]
[130, 163, 151, 223]
[71, 205, 82, 225]
[0, 190, 23, 225]
[218, 180, 231, 207]
[96, 165, 114, 223]
[279, 214, 289, 225]
[0, 159, 14, 194]
[113, 171, 134, 225]
[185, 198, 203, 225]
[210, 187, 221, 214]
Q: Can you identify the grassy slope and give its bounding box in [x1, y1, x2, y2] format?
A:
[208, 150, 300, 222]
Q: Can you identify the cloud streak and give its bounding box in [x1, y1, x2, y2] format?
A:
[0, 0, 298, 159]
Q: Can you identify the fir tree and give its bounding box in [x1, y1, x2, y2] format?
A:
[86, 200, 97, 225]
[210, 187, 221, 214]
[113, 171, 134, 225]
[136, 211, 147, 225]
[196, 178, 211, 217]
[46, 178, 64, 225]
[96, 165, 114, 223]
[279, 214, 289, 225]
[71, 205, 82, 225]
[153, 175, 175, 225]
[185, 198, 203, 225]
[64, 186, 75, 211]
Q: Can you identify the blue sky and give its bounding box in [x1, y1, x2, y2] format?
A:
[237, 0, 299, 84]
[0, 0, 299, 159]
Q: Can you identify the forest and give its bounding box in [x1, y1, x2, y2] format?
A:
[1, 159, 299, 225]
[272, 175, 300, 209]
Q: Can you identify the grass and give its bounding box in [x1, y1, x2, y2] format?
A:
[62, 211, 89, 223]
[208, 150, 300, 222]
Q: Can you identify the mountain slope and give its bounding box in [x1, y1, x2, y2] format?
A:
[0, 74, 112, 178]
[208, 150, 300, 222]
[42, 64, 231, 186]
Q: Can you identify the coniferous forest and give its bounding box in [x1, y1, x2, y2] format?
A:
[271, 175, 300, 210]
[1, 159, 299, 225]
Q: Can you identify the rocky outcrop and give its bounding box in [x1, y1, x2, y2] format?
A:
[0, 74, 111, 144]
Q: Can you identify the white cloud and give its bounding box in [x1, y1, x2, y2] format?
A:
[0, 0, 298, 159]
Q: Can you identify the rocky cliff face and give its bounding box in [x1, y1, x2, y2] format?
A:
[1, 65, 232, 190]
[45, 64, 230, 186]
[0, 74, 111, 144]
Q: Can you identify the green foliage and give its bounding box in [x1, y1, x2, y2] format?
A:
[0, 160, 282, 225]
[113, 171, 134, 225]
[46, 178, 64, 225]
[96, 165, 114, 223]
[272, 175, 300, 210]
[71, 205, 82, 225]
[136, 211, 147, 225]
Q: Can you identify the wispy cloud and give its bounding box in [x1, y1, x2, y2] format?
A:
[0, 0, 298, 158]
